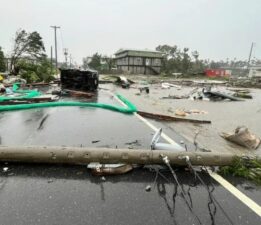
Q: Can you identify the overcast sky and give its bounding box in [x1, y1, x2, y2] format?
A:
[1, 0, 261, 64]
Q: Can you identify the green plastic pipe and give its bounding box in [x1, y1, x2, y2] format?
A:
[0, 94, 137, 114]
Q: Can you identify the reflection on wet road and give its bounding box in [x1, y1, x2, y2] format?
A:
[0, 165, 260, 225]
[0, 90, 260, 224]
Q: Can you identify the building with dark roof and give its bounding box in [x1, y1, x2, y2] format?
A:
[115, 49, 163, 75]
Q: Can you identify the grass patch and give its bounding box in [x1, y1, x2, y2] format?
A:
[218, 157, 261, 185]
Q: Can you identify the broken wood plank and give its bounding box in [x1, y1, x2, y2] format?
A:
[65, 89, 95, 98]
[137, 111, 211, 124]
[4, 80, 60, 88]
[0, 97, 56, 105]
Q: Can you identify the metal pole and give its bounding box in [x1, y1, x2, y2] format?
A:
[50, 26, 60, 71]
[0, 146, 258, 166]
[247, 42, 254, 69]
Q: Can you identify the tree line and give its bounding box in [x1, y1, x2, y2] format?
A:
[84, 45, 259, 75]
[1, 29, 260, 82]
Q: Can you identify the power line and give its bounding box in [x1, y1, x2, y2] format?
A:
[59, 28, 65, 50]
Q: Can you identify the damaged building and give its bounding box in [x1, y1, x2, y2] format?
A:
[115, 49, 163, 75]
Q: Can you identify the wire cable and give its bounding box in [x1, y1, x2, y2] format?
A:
[185, 157, 235, 225]
[161, 155, 203, 225]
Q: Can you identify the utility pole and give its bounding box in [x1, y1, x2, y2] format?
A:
[247, 42, 254, 69]
[50, 46, 53, 74]
[63, 48, 68, 68]
[69, 54, 72, 68]
[50, 26, 60, 71]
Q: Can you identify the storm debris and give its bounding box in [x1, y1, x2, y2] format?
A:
[175, 109, 186, 117]
[151, 128, 185, 151]
[190, 86, 241, 101]
[232, 92, 252, 99]
[114, 76, 134, 88]
[221, 126, 261, 150]
[145, 185, 152, 192]
[219, 156, 261, 184]
[125, 140, 141, 146]
[64, 89, 95, 98]
[186, 109, 208, 115]
[139, 87, 150, 94]
[137, 111, 211, 124]
[38, 114, 49, 130]
[88, 163, 133, 176]
[161, 82, 181, 89]
[161, 94, 188, 99]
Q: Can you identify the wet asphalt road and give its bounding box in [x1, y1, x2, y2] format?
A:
[0, 90, 260, 225]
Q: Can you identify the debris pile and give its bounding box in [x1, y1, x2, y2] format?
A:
[190, 86, 241, 101]
[0, 83, 59, 105]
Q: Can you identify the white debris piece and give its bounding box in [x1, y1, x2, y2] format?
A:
[161, 82, 181, 89]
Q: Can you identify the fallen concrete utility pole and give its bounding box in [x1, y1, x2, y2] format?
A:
[0, 146, 257, 166]
[137, 111, 211, 124]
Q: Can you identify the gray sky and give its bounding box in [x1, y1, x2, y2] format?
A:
[1, 0, 261, 64]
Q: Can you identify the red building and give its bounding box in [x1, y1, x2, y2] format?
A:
[205, 69, 231, 78]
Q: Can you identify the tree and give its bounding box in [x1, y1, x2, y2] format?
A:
[18, 56, 54, 83]
[181, 47, 191, 73]
[156, 45, 178, 73]
[82, 57, 90, 70]
[156, 45, 178, 59]
[0, 47, 6, 72]
[156, 45, 193, 74]
[88, 53, 102, 70]
[103, 56, 115, 71]
[10, 29, 45, 74]
[192, 51, 199, 62]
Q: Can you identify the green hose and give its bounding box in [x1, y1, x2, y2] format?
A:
[0, 83, 137, 114]
[0, 94, 137, 114]
[0, 83, 41, 102]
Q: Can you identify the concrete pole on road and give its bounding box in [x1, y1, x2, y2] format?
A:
[0, 146, 258, 166]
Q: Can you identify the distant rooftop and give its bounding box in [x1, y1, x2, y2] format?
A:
[115, 48, 163, 58]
